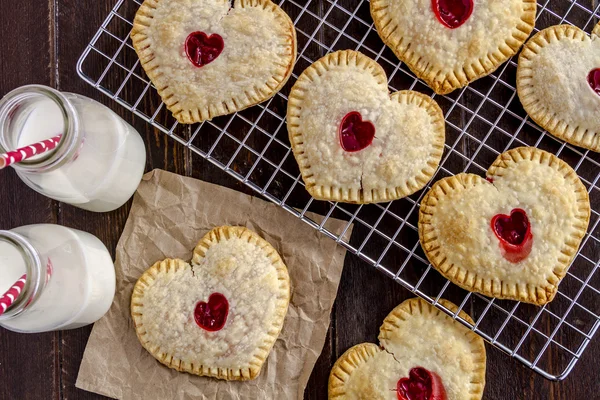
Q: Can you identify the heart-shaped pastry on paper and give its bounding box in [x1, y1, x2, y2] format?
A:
[370, 0, 536, 94]
[131, 0, 297, 123]
[131, 226, 290, 380]
[517, 22, 600, 152]
[287, 50, 446, 204]
[419, 147, 591, 305]
[329, 298, 486, 400]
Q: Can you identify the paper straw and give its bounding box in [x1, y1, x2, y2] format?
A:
[0, 274, 27, 316]
[0, 134, 62, 169]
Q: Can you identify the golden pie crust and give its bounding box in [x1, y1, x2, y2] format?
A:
[329, 298, 486, 400]
[419, 147, 590, 305]
[287, 50, 445, 204]
[131, 0, 297, 123]
[370, 0, 536, 94]
[131, 226, 291, 380]
[517, 22, 600, 152]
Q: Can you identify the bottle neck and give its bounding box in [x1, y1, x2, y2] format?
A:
[0, 85, 81, 173]
[0, 231, 44, 320]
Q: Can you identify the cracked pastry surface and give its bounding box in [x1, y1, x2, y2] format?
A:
[131, 226, 290, 380]
[131, 0, 296, 123]
[287, 50, 445, 204]
[329, 298, 486, 400]
[370, 0, 536, 94]
[419, 147, 590, 305]
[517, 22, 600, 152]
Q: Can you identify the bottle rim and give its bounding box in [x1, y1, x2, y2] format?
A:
[0, 230, 44, 320]
[0, 84, 81, 173]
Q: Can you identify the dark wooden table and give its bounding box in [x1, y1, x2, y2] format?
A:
[1, 1, 600, 399]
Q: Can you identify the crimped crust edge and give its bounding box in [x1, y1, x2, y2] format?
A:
[328, 343, 381, 399]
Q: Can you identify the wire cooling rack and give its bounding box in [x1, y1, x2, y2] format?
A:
[77, 0, 600, 381]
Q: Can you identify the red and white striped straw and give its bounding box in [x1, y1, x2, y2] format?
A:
[0, 274, 27, 316]
[0, 134, 62, 170]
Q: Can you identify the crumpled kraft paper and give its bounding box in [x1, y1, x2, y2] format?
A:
[76, 169, 352, 400]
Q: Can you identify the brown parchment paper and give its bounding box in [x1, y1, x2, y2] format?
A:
[75, 169, 352, 400]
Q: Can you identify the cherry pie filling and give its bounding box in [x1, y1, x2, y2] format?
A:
[339, 112, 375, 152]
[431, 0, 473, 29]
[397, 367, 447, 400]
[491, 208, 533, 263]
[185, 32, 224, 67]
[588, 68, 600, 96]
[194, 292, 229, 331]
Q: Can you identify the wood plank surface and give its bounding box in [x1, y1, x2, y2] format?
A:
[0, 1, 60, 399]
[0, 0, 599, 399]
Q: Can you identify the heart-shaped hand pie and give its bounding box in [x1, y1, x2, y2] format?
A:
[329, 298, 486, 400]
[419, 147, 590, 305]
[370, 0, 536, 94]
[287, 50, 446, 204]
[131, 0, 297, 124]
[131, 226, 290, 380]
[517, 23, 600, 152]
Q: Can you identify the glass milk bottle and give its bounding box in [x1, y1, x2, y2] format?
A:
[0, 85, 146, 212]
[0, 224, 116, 332]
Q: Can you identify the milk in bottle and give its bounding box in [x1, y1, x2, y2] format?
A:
[0, 85, 146, 212]
[0, 224, 116, 332]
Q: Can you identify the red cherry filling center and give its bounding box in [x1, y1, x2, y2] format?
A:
[432, 0, 473, 29]
[588, 68, 600, 96]
[194, 293, 229, 331]
[339, 112, 376, 152]
[397, 367, 447, 400]
[185, 32, 224, 67]
[491, 208, 533, 263]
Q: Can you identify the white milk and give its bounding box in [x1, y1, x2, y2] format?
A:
[0, 86, 147, 212]
[0, 224, 116, 333]
[0, 240, 27, 295]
